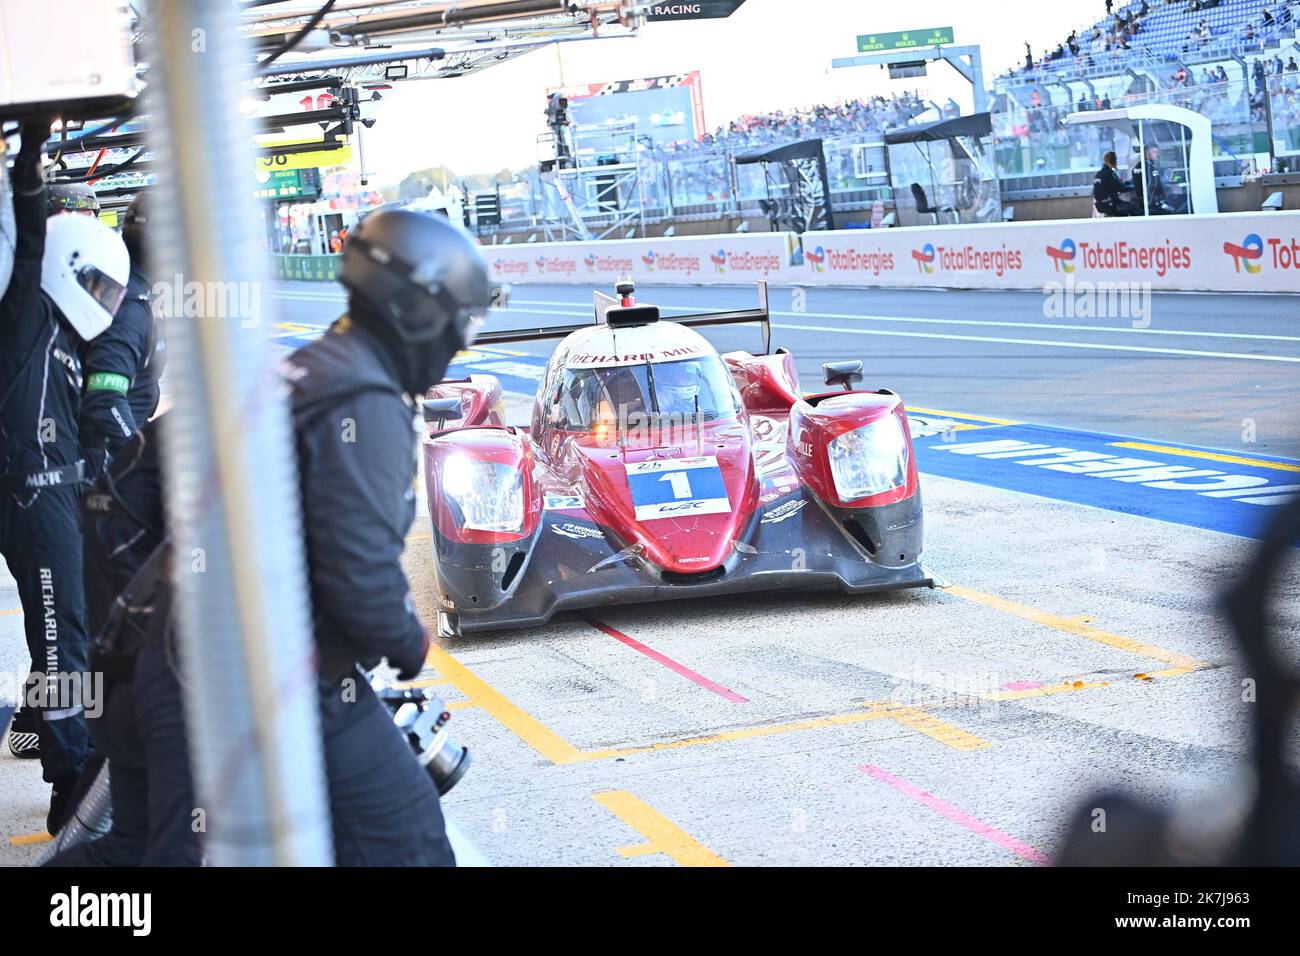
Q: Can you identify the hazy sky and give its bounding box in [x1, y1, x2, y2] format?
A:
[357, 0, 1098, 185]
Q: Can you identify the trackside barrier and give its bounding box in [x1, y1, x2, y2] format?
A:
[274, 253, 342, 282]
[481, 232, 802, 289]
[473, 211, 1300, 294]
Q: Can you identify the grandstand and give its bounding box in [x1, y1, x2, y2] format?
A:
[465, 1, 1300, 238]
[994, 0, 1300, 200]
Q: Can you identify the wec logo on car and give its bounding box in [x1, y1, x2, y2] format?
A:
[1046, 238, 1077, 273]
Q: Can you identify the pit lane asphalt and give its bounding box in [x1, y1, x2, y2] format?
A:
[0, 281, 1295, 865]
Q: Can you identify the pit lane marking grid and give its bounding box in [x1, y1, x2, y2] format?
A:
[403, 583, 1207, 866]
[408, 583, 1210, 769]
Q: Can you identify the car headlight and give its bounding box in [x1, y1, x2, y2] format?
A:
[441, 456, 524, 533]
[827, 416, 909, 501]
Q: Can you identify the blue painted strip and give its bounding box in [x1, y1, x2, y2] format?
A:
[913, 422, 1298, 540]
[445, 349, 548, 394]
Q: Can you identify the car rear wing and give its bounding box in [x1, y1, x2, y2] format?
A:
[473, 281, 772, 355]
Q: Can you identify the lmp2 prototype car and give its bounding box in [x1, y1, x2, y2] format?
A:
[421, 282, 935, 636]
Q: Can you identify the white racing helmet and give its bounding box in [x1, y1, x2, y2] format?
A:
[40, 213, 129, 341]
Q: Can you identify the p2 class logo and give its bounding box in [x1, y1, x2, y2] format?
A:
[911, 243, 936, 274]
[1222, 234, 1264, 274]
[1045, 238, 1077, 273]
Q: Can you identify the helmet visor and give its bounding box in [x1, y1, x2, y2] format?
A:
[76, 264, 127, 316]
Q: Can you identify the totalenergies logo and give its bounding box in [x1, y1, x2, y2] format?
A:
[709, 249, 727, 273]
[1045, 238, 1077, 273]
[535, 256, 547, 270]
[1223, 233, 1264, 274]
[911, 243, 936, 274]
[805, 246, 827, 273]
[583, 254, 597, 271]
[641, 251, 656, 271]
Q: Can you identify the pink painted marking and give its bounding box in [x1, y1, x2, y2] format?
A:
[581, 615, 749, 703]
[858, 764, 1052, 866]
[1002, 680, 1044, 691]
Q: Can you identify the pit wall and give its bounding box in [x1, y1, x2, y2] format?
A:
[479, 210, 1300, 294]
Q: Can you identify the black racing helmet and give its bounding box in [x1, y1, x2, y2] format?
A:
[119, 191, 150, 266]
[47, 182, 101, 217]
[339, 209, 490, 369]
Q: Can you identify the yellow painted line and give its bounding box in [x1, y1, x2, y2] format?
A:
[405, 532, 432, 543]
[426, 645, 586, 765]
[986, 679, 1112, 702]
[444, 699, 477, 711]
[569, 708, 889, 763]
[271, 322, 324, 336]
[1110, 441, 1300, 473]
[905, 406, 1022, 426]
[1144, 666, 1199, 679]
[594, 790, 729, 867]
[10, 831, 53, 846]
[863, 702, 991, 751]
[947, 585, 1210, 672]
[426, 641, 987, 764]
[0, 608, 22, 616]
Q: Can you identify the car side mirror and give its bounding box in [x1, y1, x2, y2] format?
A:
[822, 360, 864, 391]
[422, 397, 464, 427]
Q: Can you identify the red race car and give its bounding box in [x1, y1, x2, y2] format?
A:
[421, 282, 935, 636]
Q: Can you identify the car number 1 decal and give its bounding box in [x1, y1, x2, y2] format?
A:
[624, 455, 730, 521]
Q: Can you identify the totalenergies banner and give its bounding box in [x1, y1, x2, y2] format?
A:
[485, 233, 802, 287]
[795, 210, 1300, 293]
[482, 211, 1300, 294]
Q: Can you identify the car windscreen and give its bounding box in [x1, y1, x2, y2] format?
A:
[554, 358, 736, 433]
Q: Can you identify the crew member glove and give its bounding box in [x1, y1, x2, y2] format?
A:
[392, 628, 432, 682]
